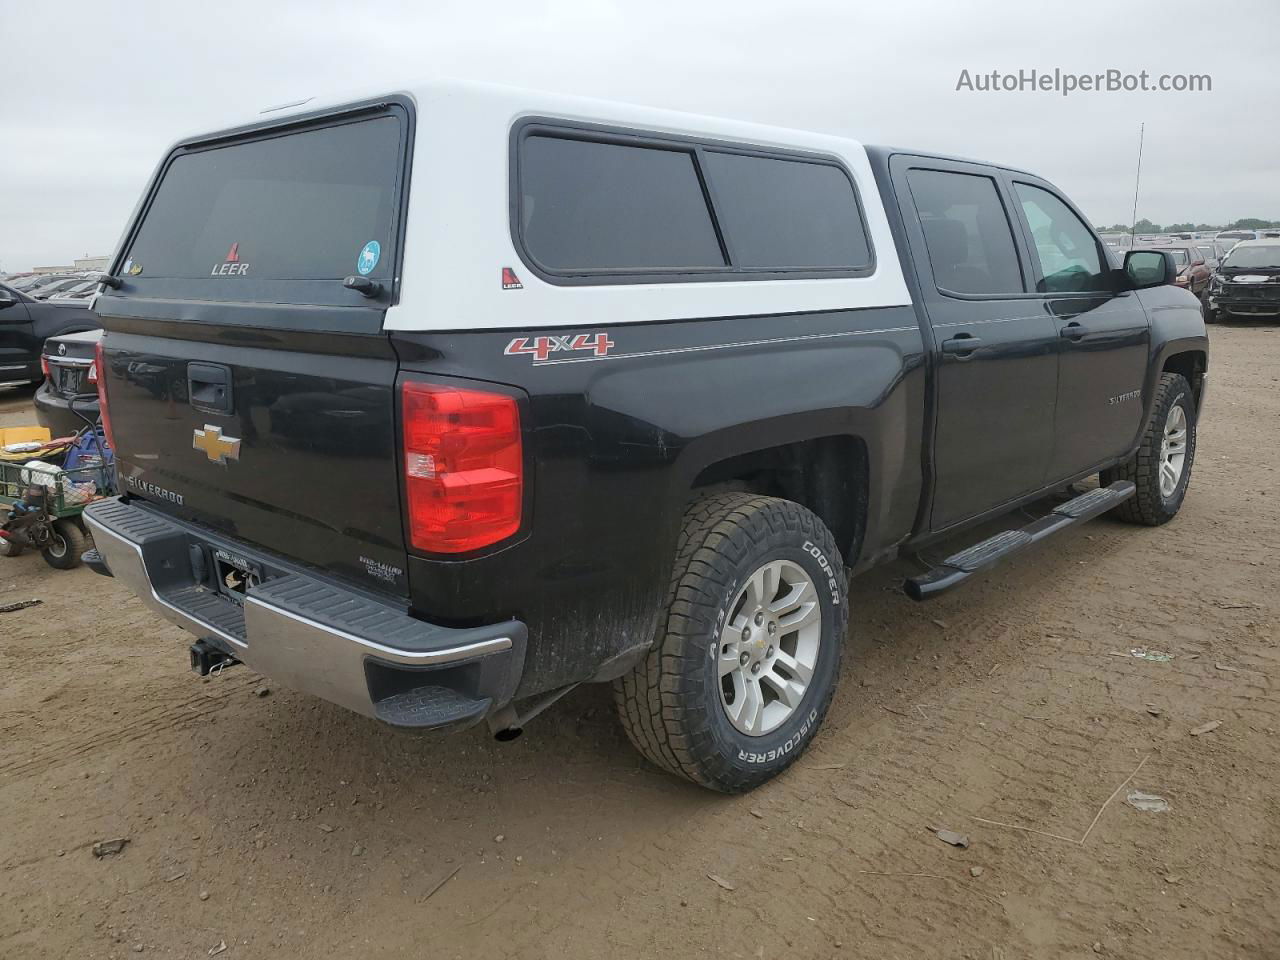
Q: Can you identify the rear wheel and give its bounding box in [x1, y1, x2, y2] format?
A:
[42, 518, 88, 569]
[1102, 372, 1196, 526]
[613, 493, 847, 793]
[0, 537, 24, 558]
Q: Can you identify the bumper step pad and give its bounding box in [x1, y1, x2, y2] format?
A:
[374, 685, 491, 728]
[905, 481, 1135, 601]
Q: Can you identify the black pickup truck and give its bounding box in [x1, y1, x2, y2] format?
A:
[82, 82, 1207, 792]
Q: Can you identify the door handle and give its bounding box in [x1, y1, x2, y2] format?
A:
[941, 334, 982, 356]
[1059, 322, 1089, 341]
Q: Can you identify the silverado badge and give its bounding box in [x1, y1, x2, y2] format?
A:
[193, 424, 241, 465]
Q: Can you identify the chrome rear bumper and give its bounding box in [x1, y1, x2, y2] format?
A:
[84, 497, 526, 729]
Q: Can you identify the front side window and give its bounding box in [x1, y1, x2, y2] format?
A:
[1014, 183, 1108, 293]
[519, 136, 725, 272]
[905, 168, 1025, 296]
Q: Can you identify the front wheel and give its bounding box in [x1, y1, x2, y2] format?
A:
[1102, 372, 1197, 526]
[0, 536, 24, 558]
[42, 518, 88, 569]
[613, 493, 848, 793]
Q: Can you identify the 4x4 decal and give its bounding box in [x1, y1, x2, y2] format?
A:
[504, 333, 615, 363]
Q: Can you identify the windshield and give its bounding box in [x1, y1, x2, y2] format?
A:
[1222, 245, 1280, 269]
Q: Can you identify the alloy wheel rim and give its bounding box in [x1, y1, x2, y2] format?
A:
[47, 533, 67, 558]
[716, 559, 822, 737]
[1159, 404, 1188, 499]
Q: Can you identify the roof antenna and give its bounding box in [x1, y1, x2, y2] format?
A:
[1128, 122, 1145, 245]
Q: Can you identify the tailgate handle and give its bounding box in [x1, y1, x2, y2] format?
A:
[188, 362, 234, 415]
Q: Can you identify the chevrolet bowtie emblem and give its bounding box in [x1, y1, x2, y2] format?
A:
[193, 424, 241, 464]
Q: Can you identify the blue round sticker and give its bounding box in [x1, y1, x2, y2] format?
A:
[357, 240, 381, 276]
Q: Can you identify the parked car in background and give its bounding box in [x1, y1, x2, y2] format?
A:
[1198, 242, 1224, 273]
[27, 276, 95, 299]
[48, 280, 101, 302]
[1132, 242, 1211, 299]
[1217, 229, 1259, 243]
[6, 274, 70, 293]
[0, 281, 101, 387]
[1206, 238, 1280, 322]
[34, 329, 102, 435]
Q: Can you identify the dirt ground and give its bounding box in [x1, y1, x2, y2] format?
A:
[1, 324, 1277, 960]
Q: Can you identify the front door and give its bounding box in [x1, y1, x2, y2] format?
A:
[892, 158, 1059, 531]
[1008, 180, 1151, 479]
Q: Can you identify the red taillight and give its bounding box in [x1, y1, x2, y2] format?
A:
[40, 355, 49, 378]
[402, 381, 522, 553]
[94, 340, 115, 450]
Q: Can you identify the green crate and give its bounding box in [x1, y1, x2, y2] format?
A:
[0, 459, 113, 519]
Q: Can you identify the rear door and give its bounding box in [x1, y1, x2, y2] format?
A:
[0, 285, 36, 384]
[1007, 179, 1150, 479]
[96, 101, 413, 596]
[892, 156, 1059, 531]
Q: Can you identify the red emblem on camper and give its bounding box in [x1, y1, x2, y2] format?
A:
[211, 242, 249, 276]
[501, 267, 523, 290]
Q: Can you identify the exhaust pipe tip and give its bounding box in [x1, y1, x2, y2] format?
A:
[493, 726, 523, 742]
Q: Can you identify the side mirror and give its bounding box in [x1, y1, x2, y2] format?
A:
[0, 291, 17, 310]
[1124, 250, 1177, 289]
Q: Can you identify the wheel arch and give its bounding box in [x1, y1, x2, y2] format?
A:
[681, 425, 871, 567]
[1160, 348, 1207, 410]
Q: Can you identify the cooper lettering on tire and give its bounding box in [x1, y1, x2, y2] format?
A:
[613, 493, 848, 793]
[1102, 372, 1197, 526]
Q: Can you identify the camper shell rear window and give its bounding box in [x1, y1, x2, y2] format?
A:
[118, 101, 411, 309]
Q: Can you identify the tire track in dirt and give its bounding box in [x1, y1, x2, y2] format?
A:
[0, 677, 255, 778]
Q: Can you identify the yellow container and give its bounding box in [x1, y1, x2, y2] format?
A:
[0, 426, 52, 447]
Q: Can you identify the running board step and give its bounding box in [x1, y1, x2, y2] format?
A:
[904, 481, 1135, 601]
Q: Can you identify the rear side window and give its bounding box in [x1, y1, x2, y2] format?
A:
[124, 114, 404, 299]
[514, 125, 874, 283]
[906, 169, 1025, 296]
[701, 152, 871, 269]
[519, 136, 725, 272]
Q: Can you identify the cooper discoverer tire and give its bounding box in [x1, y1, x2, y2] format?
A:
[613, 493, 848, 793]
[1102, 372, 1197, 526]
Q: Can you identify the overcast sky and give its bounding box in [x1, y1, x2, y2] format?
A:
[2, 0, 1277, 272]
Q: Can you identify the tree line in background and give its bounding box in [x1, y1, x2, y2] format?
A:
[1098, 217, 1280, 234]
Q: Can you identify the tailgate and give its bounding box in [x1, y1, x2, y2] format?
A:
[95, 100, 413, 595]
